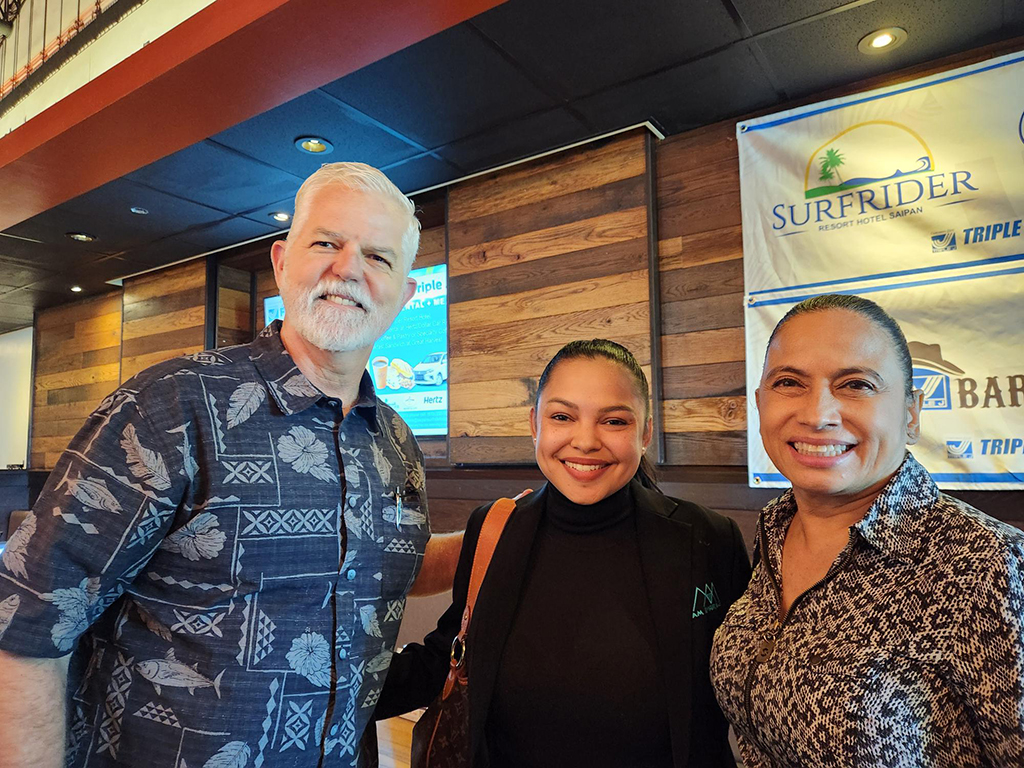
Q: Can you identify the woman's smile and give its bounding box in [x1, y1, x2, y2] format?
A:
[560, 457, 613, 481]
[787, 438, 856, 467]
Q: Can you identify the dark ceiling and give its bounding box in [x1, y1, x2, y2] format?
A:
[1, 0, 1022, 333]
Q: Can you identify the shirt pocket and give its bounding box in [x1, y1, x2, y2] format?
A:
[378, 484, 430, 600]
[799, 644, 948, 761]
[798, 643, 922, 716]
[802, 642, 904, 677]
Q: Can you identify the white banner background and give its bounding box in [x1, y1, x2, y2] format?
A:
[739, 51, 1024, 490]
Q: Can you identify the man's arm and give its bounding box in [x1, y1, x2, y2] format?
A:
[0, 384, 188, 764]
[408, 531, 464, 596]
[374, 509, 484, 720]
[0, 650, 70, 768]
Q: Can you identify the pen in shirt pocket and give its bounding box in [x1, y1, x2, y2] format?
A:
[394, 486, 403, 529]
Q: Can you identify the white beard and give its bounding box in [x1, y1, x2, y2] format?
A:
[279, 276, 402, 353]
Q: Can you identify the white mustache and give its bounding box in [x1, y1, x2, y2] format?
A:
[304, 280, 373, 309]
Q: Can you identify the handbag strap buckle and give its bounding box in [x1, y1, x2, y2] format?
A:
[450, 635, 466, 670]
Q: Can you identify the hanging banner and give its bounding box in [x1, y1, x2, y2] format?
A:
[739, 51, 1024, 490]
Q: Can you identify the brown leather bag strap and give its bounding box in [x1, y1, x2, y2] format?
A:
[466, 494, 520, 611]
[441, 491, 530, 701]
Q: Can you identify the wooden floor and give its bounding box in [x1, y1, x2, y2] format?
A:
[377, 712, 419, 768]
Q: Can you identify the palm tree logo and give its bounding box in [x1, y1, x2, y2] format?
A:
[818, 147, 846, 187]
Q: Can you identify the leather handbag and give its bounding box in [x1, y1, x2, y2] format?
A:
[410, 492, 528, 768]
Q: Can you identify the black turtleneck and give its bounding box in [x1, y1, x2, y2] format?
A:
[485, 481, 673, 768]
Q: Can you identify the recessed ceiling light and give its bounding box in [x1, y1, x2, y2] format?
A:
[70, 286, 83, 293]
[858, 27, 908, 55]
[66, 232, 97, 242]
[270, 211, 291, 223]
[295, 136, 334, 154]
[130, 206, 149, 215]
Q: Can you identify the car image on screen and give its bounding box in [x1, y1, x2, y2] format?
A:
[413, 352, 447, 386]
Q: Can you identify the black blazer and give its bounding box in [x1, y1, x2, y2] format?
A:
[376, 481, 752, 767]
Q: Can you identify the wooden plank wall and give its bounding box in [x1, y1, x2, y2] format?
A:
[31, 292, 123, 469]
[217, 265, 252, 348]
[254, 268, 278, 331]
[120, 259, 207, 382]
[415, 224, 446, 271]
[447, 131, 652, 464]
[656, 123, 747, 467]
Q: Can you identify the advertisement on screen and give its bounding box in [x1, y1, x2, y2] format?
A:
[264, 295, 285, 326]
[368, 264, 448, 436]
[261, 264, 448, 437]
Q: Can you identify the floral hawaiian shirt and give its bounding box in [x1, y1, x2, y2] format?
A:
[0, 321, 430, 768]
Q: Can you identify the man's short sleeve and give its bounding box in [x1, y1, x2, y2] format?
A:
[0, 387, 187, 657]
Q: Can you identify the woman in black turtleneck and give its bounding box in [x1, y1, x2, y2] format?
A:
[376, 340, 751, 768]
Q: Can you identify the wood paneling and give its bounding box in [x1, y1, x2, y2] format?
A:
[662, 361, 746, 400]
[217, 265, 253, 348]
[453, 302, 649, 359]
[120, 260, 207, 382]
[31, 292, 122, 469]
[451, 270, 648, 330]
[450, 237, 646, 304]
[661, 327, 745, 368]
[656, 119, 746, 465]
[415, 225, 446, 269]
[450, 137, 646, 221]
[447, 131, 652, 464]
[449, 332, 651, 386]
[449, 207, 646, 278]
[663, 396, 746, 433]
[449, 378, 536, 411]
[649, 127, 744, 468]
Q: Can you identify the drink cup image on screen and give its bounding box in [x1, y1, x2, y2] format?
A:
[413, 352, 448, 386]
[371, 356, 389, 390]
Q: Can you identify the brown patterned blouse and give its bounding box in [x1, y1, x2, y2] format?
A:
[710, 453, 1024, 767]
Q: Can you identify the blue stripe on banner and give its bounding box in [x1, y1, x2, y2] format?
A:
[930, 473, 1024, 483]
[748, 252, 1024, 296]
[753, 472, 1022, 484]
[740, 54, 1024, 132]
[748, 264, 1024, 307]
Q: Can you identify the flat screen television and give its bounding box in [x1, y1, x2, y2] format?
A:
[263, 294, 286, 326]
[261, 264, 448, 437]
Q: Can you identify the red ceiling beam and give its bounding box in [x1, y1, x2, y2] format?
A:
[0, 0, 505, 230]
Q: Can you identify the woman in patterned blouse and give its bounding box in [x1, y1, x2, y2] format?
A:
[710, 294, 1024, 767]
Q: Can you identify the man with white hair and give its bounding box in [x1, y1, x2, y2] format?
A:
[0, 163, 459, 768]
